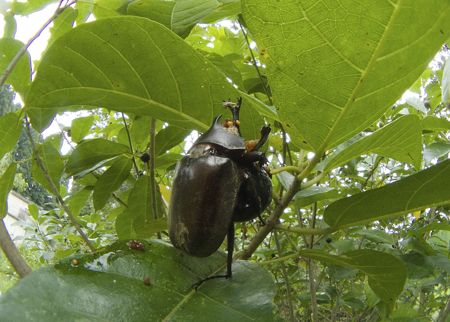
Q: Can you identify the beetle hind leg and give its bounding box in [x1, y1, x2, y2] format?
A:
[192, 224, 235, 290]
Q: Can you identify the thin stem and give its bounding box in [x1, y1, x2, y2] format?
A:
[0, 1, 76, 88]
[273, 230, 296, 321]
[362, 156, 383, 189]
[238, 17, 273, 105]
[148, 119, 159, 221]
[308, 203, 319, 322]
[121, 113, 139, 176]
[0, 219, 32, 277]
[437, 298, 450, 322]
[271, 166, 302, 175]
[25, 116, 95, 252]
[275, 224, 328, 235]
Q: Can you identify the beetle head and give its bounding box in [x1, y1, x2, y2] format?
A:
[193, 115, 245, 151]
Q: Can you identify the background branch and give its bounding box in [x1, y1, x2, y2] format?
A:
[0, 219, 32, 277]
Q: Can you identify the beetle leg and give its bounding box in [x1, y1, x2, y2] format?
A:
[225, 223, 235, 278]
[192, 223, 235, 290]
[252, 125, 271, 151]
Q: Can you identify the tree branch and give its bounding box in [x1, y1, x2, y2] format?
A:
[25, 116, 96, 252]
[0, 219, 32, 277]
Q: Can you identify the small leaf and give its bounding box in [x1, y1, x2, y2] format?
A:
[0, 163, 17, 218]
[299, 249, 406, 304]
[0, 113, 22, 161]
[324, 159, 450, 230]
[76, 0, 94, 24]
[155, 126, 189, 156]
[0, 38, 31, 97]
[47, 6, 77, 48]
[424, 142, 450, 163]
[129, 116, 152, 150]
[0, 241, 275, 321]
[93, 156, 132, 210]
[128, 0, 236, 38]
[32, 142, 64, 193]
[28, 204, 39, 220]
[422, 116, 450, 131]
[66, 139, 130, 176]
[11, 0, 58, 15]
[70, 116, 95, 143]
[404, 95, 427, 114]
[68, 187, 92, 217]
[3, 12, 17, 38]
[325, 115, 422, 171]
[294, 186, 340, 207]
[442, 56, 450, 103]
[128, 176, 165, 238]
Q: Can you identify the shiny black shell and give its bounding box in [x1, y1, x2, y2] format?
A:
[168, 155, 241, 257]
[232, 165, 272, 222]
[195, 115, 245, 151]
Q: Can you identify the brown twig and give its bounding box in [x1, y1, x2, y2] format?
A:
[121, 113, 140, 176]
[25, 116, 96, 252]
[0, 219, 32, 277]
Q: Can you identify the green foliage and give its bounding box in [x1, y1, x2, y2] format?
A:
[0, 38, 31, 97]
[300, 249, 407, 304]
[242, 0, 450, 151]
[25, 17, 266, 138]
[324, 159, 450, 229]
[0, 113, 22, 161]
[0, 1, 449, 320]
[0, 163, 17, 218]
[0, 241, 275, 321]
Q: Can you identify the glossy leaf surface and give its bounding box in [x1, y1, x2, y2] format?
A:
[0, 240, 275, 321]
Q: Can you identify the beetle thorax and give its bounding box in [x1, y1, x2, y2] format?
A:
[188, 143, 217, 158]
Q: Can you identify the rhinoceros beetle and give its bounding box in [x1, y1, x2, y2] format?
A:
[168, 98, 271, 285]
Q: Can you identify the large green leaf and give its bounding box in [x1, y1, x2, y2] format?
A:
[324, 159, 450, 230]
[0, 38, 31, 97]
[299, 249, 406, 304]
[93, 156, 132, 210]
[0, 163, 17, 218]
[25, 16, 266, 139]
[242, 0, 450, 151]
[324, 115, 422, 171]
[66, 138, 130, 176]
[0, 240, 275, 321]
[0, 113, 22, 161]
